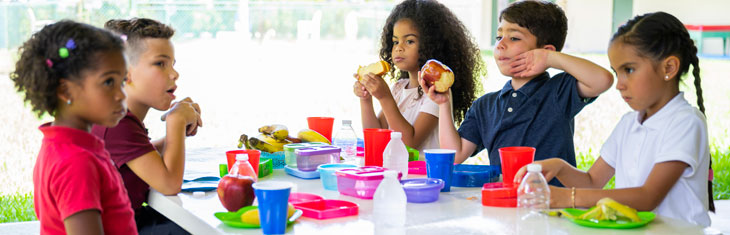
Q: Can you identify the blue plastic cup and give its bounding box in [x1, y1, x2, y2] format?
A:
[424, 149, 456, 192]
[253, 181, 293, 235]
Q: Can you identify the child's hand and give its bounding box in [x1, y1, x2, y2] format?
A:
[509, 49, 551, 78]
[419, 71, 450, 105]
[353, 73, 371, 100]
[513, 158, 564, 184]
[359, 72, 391, 100]
[163, 97, 203, 136]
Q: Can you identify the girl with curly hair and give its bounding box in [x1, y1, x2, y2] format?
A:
[354, 0, 484, 154]
[11, 20, 136, 234]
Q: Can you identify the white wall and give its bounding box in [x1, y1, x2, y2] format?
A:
[633, 0, 730, 25]
[559, 0, 613, 53]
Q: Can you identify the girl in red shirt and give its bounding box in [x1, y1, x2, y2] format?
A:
[10, 20, 136, 234]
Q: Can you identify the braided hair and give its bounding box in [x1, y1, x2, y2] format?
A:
[10, 20, 124, 118]
[378, 0, 485, 125]
[612, 11, 713, 212]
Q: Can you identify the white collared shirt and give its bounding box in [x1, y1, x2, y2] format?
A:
[600, 92, 710, 226]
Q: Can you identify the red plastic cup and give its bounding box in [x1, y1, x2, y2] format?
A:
[498, 146, 535, 187]
[307, 117, 335, 142]
[226, 149, 261, 174]
[363, 128, 392, 167]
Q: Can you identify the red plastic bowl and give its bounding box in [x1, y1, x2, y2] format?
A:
[288, 192, 323, 205]
[293, 199, 359, 220]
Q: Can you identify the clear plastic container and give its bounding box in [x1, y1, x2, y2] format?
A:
[229, 153, 257, 182]
[284, 142, 328, 167]
[373, 170, 407, 227]
[383, 132, 409, 178]
[517, 164, 550, 212]
[332, 120, 358, 163]
[295, 146, 341, 171]
[335, 166, 401, 199]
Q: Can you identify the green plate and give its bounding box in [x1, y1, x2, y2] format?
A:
[214, 206, 302, 228]
[561, 208, 655, 229]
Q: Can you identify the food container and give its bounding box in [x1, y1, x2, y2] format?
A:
[295, 146, 341, 172]
[289, 192, 324, 205]
[293, 199, 359, 220]
[258, 158, 273, 178]
[406, 146, 420, 161]
[451, 164, 500, 187]
[335, 166, 401, 199]
[317, 163, 358, 191]
[408, 161, 427, 175]
[481, 182, 518, 208]
[284, 142, 328, 167]
[261, 151, 286, 169]
[284, 166, 320, 179]
[401, 178, 444, 203]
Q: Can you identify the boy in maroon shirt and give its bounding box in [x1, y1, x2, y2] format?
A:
[92, 18, 202, 234]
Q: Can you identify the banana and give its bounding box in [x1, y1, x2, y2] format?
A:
[248, 134, 290, 153]
[578, 205, 603, 221]
[597, 197, 640, 222]
[297, 129, 331, 144]
[238, 134, 252, 149]
[258, 124, 289, 141]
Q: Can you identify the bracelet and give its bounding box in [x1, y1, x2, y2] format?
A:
[571, 187, 576, 208]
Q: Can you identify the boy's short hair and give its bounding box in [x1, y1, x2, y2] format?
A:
[104, 18, 175, 64]
[499, 1, 568, 52]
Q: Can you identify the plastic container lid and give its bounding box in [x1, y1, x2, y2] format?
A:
[284, 166, 321, 179]
[408, 161, 427, 175]
[401, 178, 444, 203]
[481, 182, 518, 198]
[289, 192, 324, 205]
[335, 166, 400, 180]
[236, 153, 249, 161]
[451, 164, 500, 187]
[295, 146, 341, 157]
[527, 163, 541, 172]
[293, 199, 359, 220]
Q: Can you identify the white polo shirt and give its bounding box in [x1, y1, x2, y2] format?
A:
[600, 92, 710, 226]
[391, 79, 440, 155]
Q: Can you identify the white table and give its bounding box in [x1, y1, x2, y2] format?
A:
[148, 148, 706, 235]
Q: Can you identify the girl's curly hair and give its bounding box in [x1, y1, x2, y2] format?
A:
[379, 0, 485, 125]
[10, 20, 124, 118]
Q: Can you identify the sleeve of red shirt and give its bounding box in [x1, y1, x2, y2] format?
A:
[96, 117, 157, 167]
[51, 154, 103, 220]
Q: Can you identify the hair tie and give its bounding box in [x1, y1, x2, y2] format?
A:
[45, 59, 53, 68]
[120, 34, 128, 42]
[58, 39, 75, 59]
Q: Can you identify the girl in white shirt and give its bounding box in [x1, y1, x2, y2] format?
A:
[514, 12, 712, 226]
[353, 0, 484, 153]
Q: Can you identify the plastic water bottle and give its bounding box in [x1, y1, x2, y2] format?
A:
[517, 164, 550, 212]
[373, 170, 406, 228]
[229, 154, 257, 182]
[382, 132, 409, 178]
[333, 120, 358, 163]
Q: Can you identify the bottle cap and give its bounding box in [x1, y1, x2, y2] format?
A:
[236, 153, 249, 161]
[390, 132, 402, 139]
[383, 170, 398, 178]
[527, 164, 541, 172]
[342, 120, 351, 125]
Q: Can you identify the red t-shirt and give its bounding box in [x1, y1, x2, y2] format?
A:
[92, 111, 157, 210]
[33, 123, 137, 235]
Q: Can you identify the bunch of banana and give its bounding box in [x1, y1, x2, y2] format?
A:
[297, 129, 331, 144]
[562, 197, 641, 222]
[248, 134, 290, 153]
[258, 124, 289, 141]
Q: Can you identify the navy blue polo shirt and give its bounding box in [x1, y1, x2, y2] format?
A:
[458, 72, 595, 185]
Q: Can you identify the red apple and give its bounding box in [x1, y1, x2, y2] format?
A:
[217, 175, 255, 212]
[420, 59, 454, 93]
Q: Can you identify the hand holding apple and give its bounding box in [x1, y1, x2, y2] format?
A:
[420, 59, 454, 93]
[217, 175, 255, 212]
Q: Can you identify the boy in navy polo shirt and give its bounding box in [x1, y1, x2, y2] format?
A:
[420, 1, 613, 185]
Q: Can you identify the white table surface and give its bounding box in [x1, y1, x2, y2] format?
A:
[148, 147, 706, 235]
